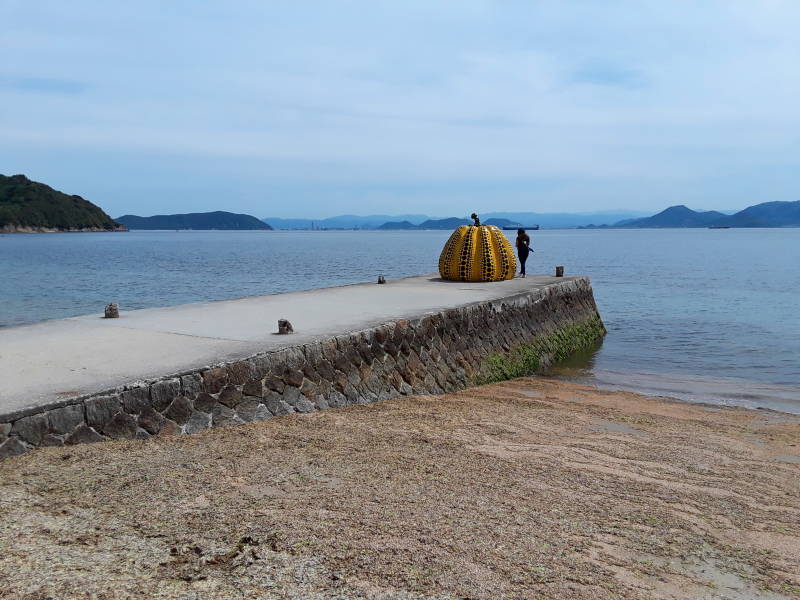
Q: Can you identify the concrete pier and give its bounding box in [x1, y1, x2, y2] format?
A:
[0, 274, 604, 456]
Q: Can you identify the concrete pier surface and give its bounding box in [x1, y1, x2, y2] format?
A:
[0, 274, 579, 419]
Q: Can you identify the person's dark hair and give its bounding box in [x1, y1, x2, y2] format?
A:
[517, 228, 525, 235]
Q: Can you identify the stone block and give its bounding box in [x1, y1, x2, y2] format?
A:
[202, 368, 228, 393]
[102, 412, 139, 439]
[181, 373, 202, 398]
[138, 406, 168, 435]
[265, 392, 295, 416]
[293, 396, 316, 413]
[211, 404, 244, 428]
[236, 399, 270, 423]
[184, 411, 211, 434]
[327, 391, 347, 408]
[301, 364, 321, 383]
[0, 423, 10, 442]
[0, 436, 28, 458]
[303, 343, 323, 365]
[248, 355, 272, 380]
[314, 359, 336, 382]
[121, 385, 151, 414]
[283, 367, 304, 388]
[135, 428, 151, 440]
[48, 404, 84, 434]
[218, 385, 243, 408]
[282, 386, 302, 406]
[149, 379, 180, 412]
[158, 420, 181, 436]
[281, 346, 306, 369]
[11, 413, 49, 445]
[264, 374, 285, 393]
[83, 396, 121, 429]
[226, 361, 253, 385]
[163, 396, 193, 425]
[313, 395, 330, 410]
[242, 380, 264, 398]
[65, 424, 105, 445]
[193, 392, 219, 413]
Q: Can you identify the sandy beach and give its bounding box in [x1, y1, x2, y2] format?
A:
[1, 378, 798, 600]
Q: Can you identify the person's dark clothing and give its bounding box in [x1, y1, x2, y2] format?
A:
[516, 234, 530, 275]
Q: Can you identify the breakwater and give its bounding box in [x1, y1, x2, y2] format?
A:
[0, 276, 603, 457]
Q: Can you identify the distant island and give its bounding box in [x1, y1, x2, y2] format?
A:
[379, 217, 523, 230]
[117, 211, 273, 230]
[582, 201, 800, 229]
[0, 174, 124, 233]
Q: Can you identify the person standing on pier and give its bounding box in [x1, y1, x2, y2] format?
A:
[516, 228, 531, 278]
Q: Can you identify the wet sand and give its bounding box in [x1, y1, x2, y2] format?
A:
[1, 378, 798, 599]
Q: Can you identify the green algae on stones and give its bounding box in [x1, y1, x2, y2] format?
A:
[475, 315, 605, 384]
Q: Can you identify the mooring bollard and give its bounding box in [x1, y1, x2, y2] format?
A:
[277, 319, 294, 334]
[377, 275, 386, 284]
[555, 266, 564, 277]
[104, 303, 119, 318]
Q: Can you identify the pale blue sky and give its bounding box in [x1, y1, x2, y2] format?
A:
[1, 1, 798, 218]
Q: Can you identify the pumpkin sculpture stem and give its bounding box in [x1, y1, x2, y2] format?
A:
[470, 212, 481, 226]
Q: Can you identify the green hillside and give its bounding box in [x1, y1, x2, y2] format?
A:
[0, 174, 122, 232]
[116, 211, 273, 230]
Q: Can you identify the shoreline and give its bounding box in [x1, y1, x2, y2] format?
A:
[1, 377, 797, 599]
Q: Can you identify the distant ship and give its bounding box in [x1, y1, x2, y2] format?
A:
[502, 225, 539, 230]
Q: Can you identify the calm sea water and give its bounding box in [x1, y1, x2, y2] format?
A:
[1, 229, 798, 412]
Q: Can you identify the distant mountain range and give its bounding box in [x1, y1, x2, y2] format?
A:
[117, 211, 273, 230]
[262, 214, 430, 230]
[379, 217, 522, 230]
[0, 174, 123, 233]
[263, 211, 648, 230]
[597, 201, 800, 228]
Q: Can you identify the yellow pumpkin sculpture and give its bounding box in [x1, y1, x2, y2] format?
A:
[438, 214, 517, 282]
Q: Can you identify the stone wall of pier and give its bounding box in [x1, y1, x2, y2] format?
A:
[0, 277, 604, 457]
